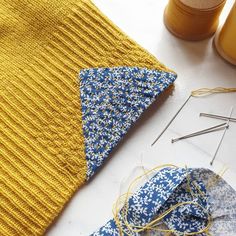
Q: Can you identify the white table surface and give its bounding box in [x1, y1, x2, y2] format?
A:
[47, 1, 236, 235]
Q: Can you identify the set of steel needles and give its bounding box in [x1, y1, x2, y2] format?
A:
[171, 107, 234, 165]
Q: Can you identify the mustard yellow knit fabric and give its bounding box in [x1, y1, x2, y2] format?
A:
[0, 0, 172, 235]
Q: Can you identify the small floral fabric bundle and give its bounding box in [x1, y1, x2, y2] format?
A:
[91, 167, 236, 236]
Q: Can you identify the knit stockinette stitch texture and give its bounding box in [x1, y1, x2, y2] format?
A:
[0, 0, 176, 235]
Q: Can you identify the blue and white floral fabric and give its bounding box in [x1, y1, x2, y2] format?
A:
[79, 67, 177, 179]
[91, 168, 236, 236]
[197, 169, 236, 236]
[91, 167, 211, 236]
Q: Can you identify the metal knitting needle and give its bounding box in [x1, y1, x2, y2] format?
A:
[210, 107, 234, 166]
[151, 95, 192, 146]
[171, 124, 228, 143]
[171, 122, 228, 143]
[172, 122, 228, 141]
[171, 125, 228, 142]
[200, 113, 236, 122]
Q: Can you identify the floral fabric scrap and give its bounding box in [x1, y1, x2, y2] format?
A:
[91, 167, 236, 236]
[91, 167, 210, 236]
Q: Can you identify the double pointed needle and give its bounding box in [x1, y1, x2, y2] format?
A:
[171, 122, 228, 143]
[200, 113, 236, 122]
[210, 107, 234, 165]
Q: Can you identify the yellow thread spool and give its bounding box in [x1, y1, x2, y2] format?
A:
[164, 0, 226, 41]
[214, 1, 236, 65]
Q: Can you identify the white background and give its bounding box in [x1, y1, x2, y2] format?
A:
[47, 1, 236, 235]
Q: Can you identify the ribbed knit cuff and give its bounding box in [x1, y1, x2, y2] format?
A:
[0, 1, 174, 235]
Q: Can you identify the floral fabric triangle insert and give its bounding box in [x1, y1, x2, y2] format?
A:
[79, 67, 177, 179]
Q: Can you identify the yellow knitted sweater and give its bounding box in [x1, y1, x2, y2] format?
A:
[0, 0, 173, 235]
